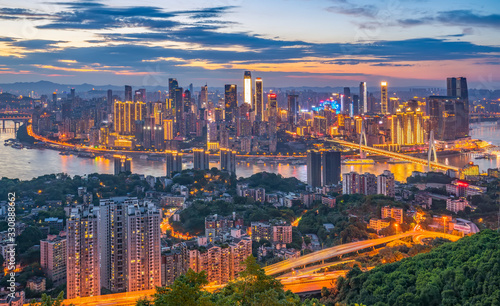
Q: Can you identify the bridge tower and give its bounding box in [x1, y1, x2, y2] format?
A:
[359, 119, 368, 159]
[427, 130, 438, 170]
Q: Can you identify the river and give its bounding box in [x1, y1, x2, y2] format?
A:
[0, 122, 499, 182]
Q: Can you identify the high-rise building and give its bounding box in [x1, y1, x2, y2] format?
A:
[390, 107, 425, 146]
[67, 206, 100, 299]
[268, 93, 278, 138]
[427, 96, 464, 141]
[193, 148, 210, 170]
[174, 87, 184, 135]
[166, 151, 183, 178]
[377, 170, 395, 197]
[163, 119, 174, 141]
[124, 85, 132, 101]
[380, 81, 388, 114]
[342, 172, 377, 195]
[134, 89, 146, 102]
[243, 71, 252, 107]
[107, 89, 113, 114]
[183, 89, 191, 114]
[168, 78, 178, 101]
[126, 202, 161, 291]
[114, 156, 131, 175]
[359, 82, 367, 114]
[307, 150, 322, 188]
[220, 148, 236, 174]
[255, 78, 263, 121]
[322, 150, 341, 186]
[224, 84, 237, 122]
[446, 77, 469, 138]
[343, 87, 351, 114]
[287, 94, 299, 127]
[200, 85, 208, 109]
[40, 235, 67, 286]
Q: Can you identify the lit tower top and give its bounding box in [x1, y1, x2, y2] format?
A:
[243, 71, 252, 107]
[381, 81, 388, 114]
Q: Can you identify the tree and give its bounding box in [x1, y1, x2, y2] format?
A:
[151, 269, 213, 306]
[29, 291, 73, 306]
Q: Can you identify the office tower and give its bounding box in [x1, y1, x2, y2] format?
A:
[166, 151, 183, 178]
[380, 81, 388, 114]
[168, 78, 178, 100]
[126, 202, 161, 291]
[52, 92, 57, 107]
[200, 85, 208, 109]
[428, 96, 461, 141]
[255, 78, 263, 121]
[390, 107, 424, 146]
[287, 94, 299, 127]
[113, 100, 135, 135]
[107, 89, 113, 114]
[174, 87, 184, 135]
[352, 95, 359, 116]
[220, 148, 236, 174]
[134, 89, 146, 102]
[322, 150, 341, 186]
[193, 148, 210, 170]
[184, 89, 191, 114]
[40, 236, 67, 285]
[359, 82, 367, 114]
[377, 170, 395, 197]
[447, 77, 469, 138]
[268, 93, 278, 138]
[343, 87, 351, 114]
[114, 156, 131, 175]
[67, 206, 100, 299]
[224, 84, 237, 122]
[307, 150, 322, 188]
[243, 71, 252, 106]
[124, 85, 132, 101]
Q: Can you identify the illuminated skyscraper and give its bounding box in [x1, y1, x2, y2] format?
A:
[359, 82, 367, 114]
[268, 93, 278, 138]
[243, 71, 252, 106]
[307, 150, 321, 188]
[200, 85, 208, 109]
[380, 81, 388, 114]
[287, 94, 299, 127]
[163, 119, 174, 140]
[322, 150, 341, 186]
[166, 151, 182, 178]
[134, 89, 146, 102]
[255, 78, 263, 121]
[67, 206, 100, 299]
[168, 78, 178, 100]
[184, 89, 191, 113]
[125, 85, 132, 101]
[193, 148, 210, 170]
[220, 148, 236, 174]
[428, 96, 462, 141]
[447, 77, 469, 138]
[224, 84, 237, 122]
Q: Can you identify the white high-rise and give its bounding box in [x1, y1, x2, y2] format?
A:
[243, 71, 252, 107]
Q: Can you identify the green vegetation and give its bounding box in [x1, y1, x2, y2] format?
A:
[324, 230, 500, 305]
[239, 172, 305, 193]
[406, 172, 452, 184]
[141, 256, 319, 306]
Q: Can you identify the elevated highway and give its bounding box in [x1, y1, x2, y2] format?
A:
[264, 230, 460, 276]
[330, 139, 460, 172]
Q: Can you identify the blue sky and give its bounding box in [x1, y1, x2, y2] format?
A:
[0, 0, 499, 88]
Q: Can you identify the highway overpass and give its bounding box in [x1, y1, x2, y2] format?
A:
[264, 230, 460, 275]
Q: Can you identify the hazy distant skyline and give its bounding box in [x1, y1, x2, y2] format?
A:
[0, 0, 499, 88]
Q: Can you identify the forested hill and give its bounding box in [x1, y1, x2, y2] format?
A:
[329, 230, 500, 306]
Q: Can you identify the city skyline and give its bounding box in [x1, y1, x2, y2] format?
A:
[0, 0, 498, 88]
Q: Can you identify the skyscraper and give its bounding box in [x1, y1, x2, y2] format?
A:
[380, 81, 388, 114]
[200, 85, 208, 109]
[359, 82, 367, 114]
[168, 78, 178, 101]
[255, 78, 263, 121]
[224, 84, 237, 122]
[134, 89, 146, 102]
[193, 148, 210, 170]
[166, 151, 183, 178]
[67, 205, 100, 299]
[377, 170, 395, 197]
[107, 89, 113, 114]
[174, 87, 184, 135]
[220, 148, 236, 174]
[267, 93, 278, 138]
[343, 87, 351, 114]
[124, 85, 132, 101]
[243, 71, 252, 107]
[287, 94, 299, 127]
[322, 150, 341, 186]
[447, 77, 469, 138]
[307, 150, 321, 188]
[428, 96, 461, 141]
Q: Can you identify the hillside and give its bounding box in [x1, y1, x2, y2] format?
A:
[326, 230, 500, 305]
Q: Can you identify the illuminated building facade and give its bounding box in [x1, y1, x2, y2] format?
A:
[40, 236, 67, 286]
[381, 206, 403, 224]
[193, 148, 210, 170]
[381, 81, 388, 114]
[243, 71, 252, 107]
[255, 78, 263, 121]
[114, 156, 131, 175]
[220, 148, 236, 173]
[224, 84, 237, 122]
[359, 82, 367, 114]
[67, 206, 100, 299]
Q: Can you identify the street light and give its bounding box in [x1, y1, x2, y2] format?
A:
[394, 223, 398, 234]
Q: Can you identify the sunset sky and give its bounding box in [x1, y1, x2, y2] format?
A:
[0, 0, 499, 88]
